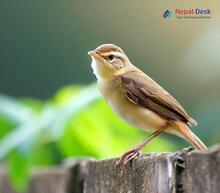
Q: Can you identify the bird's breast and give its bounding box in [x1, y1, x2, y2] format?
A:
[98, 79, 167, 131]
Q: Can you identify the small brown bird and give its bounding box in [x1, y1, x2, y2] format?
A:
[88, 44, 207, 169]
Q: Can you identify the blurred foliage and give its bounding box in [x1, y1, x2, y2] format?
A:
[0, 83, 212, 191]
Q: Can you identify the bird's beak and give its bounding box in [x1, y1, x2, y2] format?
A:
[88, 50, 100, 58]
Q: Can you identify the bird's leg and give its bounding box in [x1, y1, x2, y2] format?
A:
[116, 130, 162, 172]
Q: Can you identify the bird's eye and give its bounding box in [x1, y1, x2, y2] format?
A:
[107, 54, 115, 61]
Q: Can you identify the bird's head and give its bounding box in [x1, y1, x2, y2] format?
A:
[88, 44, 131, 79]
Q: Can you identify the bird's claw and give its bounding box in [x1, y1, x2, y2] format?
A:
[115, 148, 140, 175]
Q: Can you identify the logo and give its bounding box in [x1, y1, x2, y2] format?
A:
[163, 8, 211, 19]
[163, 10, 172, 18]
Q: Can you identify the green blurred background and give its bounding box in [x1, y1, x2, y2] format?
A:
[0, 0, 220, 190]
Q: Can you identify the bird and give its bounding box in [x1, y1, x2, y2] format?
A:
[88, 43, 207, 169]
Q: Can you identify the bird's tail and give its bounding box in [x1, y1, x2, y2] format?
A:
[174, 121, 207, 150]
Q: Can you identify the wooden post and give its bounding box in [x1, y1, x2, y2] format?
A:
[0, 145, 220, 193]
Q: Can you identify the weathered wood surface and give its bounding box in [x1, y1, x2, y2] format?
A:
[0, 145, 220, 193]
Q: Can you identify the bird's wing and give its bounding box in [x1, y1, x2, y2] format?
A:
[120, 70, 197, 125]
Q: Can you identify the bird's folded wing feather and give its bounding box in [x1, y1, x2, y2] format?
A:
[120, 70, 196, 125]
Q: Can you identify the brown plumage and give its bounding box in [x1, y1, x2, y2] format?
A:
[95, 44, 123, 54]
[88, 43, 207, 170]
[120, 70, 197, 125]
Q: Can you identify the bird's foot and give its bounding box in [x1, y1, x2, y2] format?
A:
[115, 148, 140, 174]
